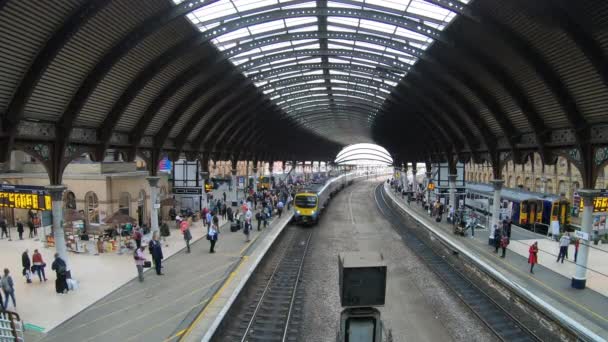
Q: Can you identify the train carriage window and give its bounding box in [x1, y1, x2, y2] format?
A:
[295, 195, 317, 208]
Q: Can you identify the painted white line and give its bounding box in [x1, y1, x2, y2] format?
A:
[348, 189, 356, 226]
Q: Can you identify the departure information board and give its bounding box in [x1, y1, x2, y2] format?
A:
[0, 184, 51, 210]
[577, 194, 608, 213]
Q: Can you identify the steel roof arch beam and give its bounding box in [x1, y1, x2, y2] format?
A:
[2, 0, 111, 133]
[275, 90, 384, 107]
[172, 81, 257, 155]
[386, 89, 460, 151]
[336, 150, 392, 163]
[266, 82, 387, 100]
[248, 63, 402, 83]
[242, 49, 411, 74]
[152, 65, 241, 148]
[407, 70, 490, 151]
[280, 96, 383, 111]
[196, 8, 446, 46]
[285, 103, 378, 117]
[260, 74, 392, 93]
[98, 41, 218, 148]
[336, 156, 392, 165]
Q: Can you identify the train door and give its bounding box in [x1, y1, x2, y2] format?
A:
[528, 200, 539, 224]
[551, 200, 571, 225]
[519, 201, 528, 225]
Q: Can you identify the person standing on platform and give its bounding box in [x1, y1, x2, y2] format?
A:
[149, 232, 164, 275]
[2, 269, 16, 309]
[574, 238, 580, 263]
[493, 225, 501, 254]
[277, 200, 284, 218]
[132, 226, 143, 249]
[208, 216, 219, 253]
[16, 219, 24, 240]
[256, 209, 263, 231]
[500, 233, 509, 258]
[181, 221, 192, 253]
[22, 250, 32, 284]
[206, 210, 212, 230]
[556, 232, 570, 263]
[0, 217, 9, 239]
[51, 253, 68, 294]
[221, 202, 227, 221]
[134, 245, 146, 282]
[27, 219, 34, 239]
[32, 249, 47, 282]
[528, 242, 539, 274]
[223, 191, 227, 203]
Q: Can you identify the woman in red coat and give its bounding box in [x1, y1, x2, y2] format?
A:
[528, 242, 539, 274]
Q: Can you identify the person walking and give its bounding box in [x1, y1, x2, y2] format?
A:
[149, 232, 164, 275]
[206, 210, 212, 230]
[277, 200, 284, 218]
[51, 253, 68, 294]
[181, 221, 192, 253]
[22, 250, 32, 284]
[0, 217, 9, 239]
[500, 233, 509, 258]
[16, 219, 24, 240]
[528, 242, 539, 274]
[223, 191, 227, 203]
[32, 249, 47, 282]
[557, 232, 570, 263]
[132, 226, 143, 249]
[256, 209, 263, 231]
[493, 225, 501, 254]
[133, 245, 146, 282]
[574, 238, 580, 263]
[208, 216, 220, 253]
[2, 269, 16, 309]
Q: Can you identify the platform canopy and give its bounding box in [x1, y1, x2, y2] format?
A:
[0, 0, 607, 186]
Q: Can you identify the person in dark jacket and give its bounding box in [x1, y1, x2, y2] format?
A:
[22, 250, 32, 283]
[27, 218, 35, 238]
[16, 219, 24, 240]
[51, 253, 68, 294]
[149, 232, 164, 275]
[0, 217, 9, 239]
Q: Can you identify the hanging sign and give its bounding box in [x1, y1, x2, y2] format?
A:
[0, 184, 51, 211]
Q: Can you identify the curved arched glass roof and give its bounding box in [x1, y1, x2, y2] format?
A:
[335, 143, 393, 165]
[174, 0, 467, 144]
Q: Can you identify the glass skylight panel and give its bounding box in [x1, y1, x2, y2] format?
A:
[174, 0, 467, 138]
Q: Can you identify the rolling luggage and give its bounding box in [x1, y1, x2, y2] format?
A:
[230, 219, 241, 232]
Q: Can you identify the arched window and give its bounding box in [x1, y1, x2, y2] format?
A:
[119, 192, 131, 215]
[85, 192, 99, 224]
[64, 191, 76, 210]
[516, 176, 522, 187]
[535, 178, 542, 192]
[572, 181, 580, 194]
[546, 180, 554, 194]
[558, 180, 567, 195]
[524, 177, 532, 191]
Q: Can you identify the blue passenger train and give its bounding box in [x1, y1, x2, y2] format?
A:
[465, 183, 570, 229]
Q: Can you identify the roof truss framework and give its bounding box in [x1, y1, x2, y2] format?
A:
[1, 0, 606, 186]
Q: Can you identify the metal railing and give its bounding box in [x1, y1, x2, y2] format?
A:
[0, 310, 24, 342]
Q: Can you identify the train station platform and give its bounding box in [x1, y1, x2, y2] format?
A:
[3, 206, 289, 342]
[384, 183, 608, 339]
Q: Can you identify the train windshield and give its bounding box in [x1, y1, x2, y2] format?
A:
[295, 195, 317, 208]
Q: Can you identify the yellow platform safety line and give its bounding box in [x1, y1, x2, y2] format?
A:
[176, 255, 249, 341]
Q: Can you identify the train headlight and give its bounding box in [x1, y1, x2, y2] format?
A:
[296, 210, 301, 215]
[311, 210, 316, 215]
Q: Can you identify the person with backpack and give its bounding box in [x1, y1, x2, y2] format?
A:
[2, 268, 16, 309]
[207, 216, 220, 253]
[22, 250, 32, 283]
[51, 253, 68, 294]
[133, 245, 147, 282]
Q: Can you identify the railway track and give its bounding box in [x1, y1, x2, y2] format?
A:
[375, 184, 540, 342]
[215, 227, 311, 342]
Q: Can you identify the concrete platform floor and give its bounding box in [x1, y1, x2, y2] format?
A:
[0, 218, 211, 333]
[386, 185, 608, 339]
[31, 210, 286, 342]
[299, 179, 497, 342]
